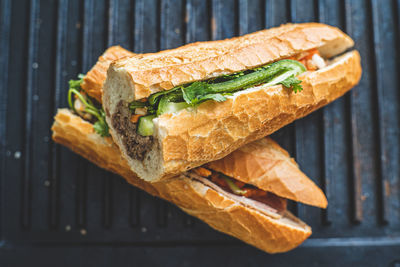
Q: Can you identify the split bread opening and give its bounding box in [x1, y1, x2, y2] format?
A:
[102, 23, 362, 182]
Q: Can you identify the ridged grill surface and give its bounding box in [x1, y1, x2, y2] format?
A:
[0, 0, 399, 265]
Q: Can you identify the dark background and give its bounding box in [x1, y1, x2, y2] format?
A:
[1, 0, 400, 266]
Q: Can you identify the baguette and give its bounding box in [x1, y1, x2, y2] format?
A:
[206, 138, 327, 208]
[102, 23, 362, 182]
[78, 46, 326, 208]
[54, 44, 327, 253]
[81, 46, 135, 102]
[106, 23, 354, 99]
[52, 109, 312, 253]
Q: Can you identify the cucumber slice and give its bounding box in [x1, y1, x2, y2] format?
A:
[157, 96, 190, 116]
[208, 59, 306, 93]
[264, 69, 301, 87]
[137, 115, 156, 136]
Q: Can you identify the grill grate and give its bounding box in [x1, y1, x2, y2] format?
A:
[0, 0, 399, 265]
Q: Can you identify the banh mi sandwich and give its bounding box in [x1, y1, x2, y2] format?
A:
[53, 45, 327, 253]
[52, 110, 327, 253]
[53, 110, 326, 253]
[102, 23, 362, 182]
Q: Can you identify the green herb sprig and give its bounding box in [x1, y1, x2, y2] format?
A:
[130, 59, 307, 136]
[67, 75, 110, 137]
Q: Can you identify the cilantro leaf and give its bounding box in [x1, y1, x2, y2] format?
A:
[93, 120, 110, 137]
[182, 81, 212, 105]
[279, 75, 303, 93]
[181, 82, 230, 105]
[197, 93, 227, 103]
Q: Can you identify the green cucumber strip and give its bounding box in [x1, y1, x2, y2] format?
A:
[209, 59, 305, 93]
[182, 59, 306, 104]
[157, 98, 190, 116]
[134, 59, 307, 136]
[221, 175, 247, 195]
[137, 115, 156, 136]
[264, 70, 301, 87]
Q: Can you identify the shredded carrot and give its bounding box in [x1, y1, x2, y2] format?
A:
[210, 173, 227, 188]
[130, 114, 143, 123]
[285, 48, 320, 71]
[243, 188, 267, 198]
[300, 48, 319, 61]
[139, 98, 148, 102]
[193, 167, 212, 177]
[299, 49, 319, 70]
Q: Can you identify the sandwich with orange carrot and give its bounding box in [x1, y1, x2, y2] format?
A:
[53, 22, 361, 253]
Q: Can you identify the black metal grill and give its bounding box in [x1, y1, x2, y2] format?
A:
[0, 0, 399, 266]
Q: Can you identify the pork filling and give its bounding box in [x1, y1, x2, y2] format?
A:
[192, 167, 287, 213]
[111, 100, 154, 161]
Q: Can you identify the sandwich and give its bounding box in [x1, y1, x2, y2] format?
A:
[102, 23, 362, 181]
[52, 45, 327, 253]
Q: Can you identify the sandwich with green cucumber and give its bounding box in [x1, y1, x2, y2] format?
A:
[52, 45, 328, 254]
[132, 59, 306, 136]
[102, 23, 362, 182]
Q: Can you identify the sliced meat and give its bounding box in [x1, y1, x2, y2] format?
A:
[111, 101, 154, 161]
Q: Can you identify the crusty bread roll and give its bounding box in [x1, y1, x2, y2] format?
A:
[106, 23, 354, 99]
[102, 23, 362, 182]
[81, 46, 135, 102]
[74, 44, 328, 207]
[207, 138, 328, 208]
[52, 109, 312, 253]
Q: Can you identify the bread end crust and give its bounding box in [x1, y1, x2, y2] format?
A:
[207, 137, 328, 208]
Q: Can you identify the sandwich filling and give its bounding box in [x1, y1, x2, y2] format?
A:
[67, 75, 110, 137]
[110, 49, 326, 161]
[67, 49, 326, 161]
[191, 167, 287, 217]
[128, 58, 307, 137]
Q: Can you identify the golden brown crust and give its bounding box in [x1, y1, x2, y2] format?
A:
[52, 109, 311, 253]
[108, 23, 353, 99]
[207, 138, 328, 208]
[51, 109, 160, 196]
[81, 46, 135, 102]
[156, 176, 311, 253]
[155, 50, 361, 178]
